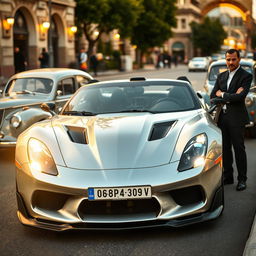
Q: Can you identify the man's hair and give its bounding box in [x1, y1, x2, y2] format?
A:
[225, 49, 240, 58]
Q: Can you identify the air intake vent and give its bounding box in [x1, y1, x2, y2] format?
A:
[66, 126, 88, 144]
[148, 121, 176, 141]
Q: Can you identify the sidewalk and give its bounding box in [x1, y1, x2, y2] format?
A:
[243, 216, 256, 255]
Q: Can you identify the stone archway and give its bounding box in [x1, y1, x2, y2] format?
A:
[13, 6, 37, 70]
[200, 0, 253, 51]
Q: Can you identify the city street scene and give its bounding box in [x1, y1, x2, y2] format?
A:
[0, 1, 256, 256]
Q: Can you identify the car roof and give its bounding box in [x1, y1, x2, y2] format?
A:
[209, 58, 255, 68]
[85, 78, 191, 87]
[9, 68, 93, 80]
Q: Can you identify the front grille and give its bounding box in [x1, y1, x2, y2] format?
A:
[78, 198, 161, 219]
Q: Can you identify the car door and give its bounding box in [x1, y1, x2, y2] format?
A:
[55, 77, 76, 112]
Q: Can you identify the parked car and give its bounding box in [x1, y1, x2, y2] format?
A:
[0, 68, 93, 147]
[188, 57, 209, 72]
[203, 59, 256, 137]
[15, 77, 223, 231]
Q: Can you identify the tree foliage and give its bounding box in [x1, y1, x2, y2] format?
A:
[130, 0, 177, 53]
[190, 17, 227, 56]
[75, 0, 142, 56]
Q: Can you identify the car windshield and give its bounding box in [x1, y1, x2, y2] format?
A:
[192, 58, 206, 62]
[7, 78, 53, 96]
[62, 82, 198, 115]
[209, 64, 253, 81]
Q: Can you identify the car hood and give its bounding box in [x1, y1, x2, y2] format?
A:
[52, 112, 197, 169]
[0, 96, 45, 109]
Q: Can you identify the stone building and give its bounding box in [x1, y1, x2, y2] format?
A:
[0, 0, 254, 83]
[167, 0, 254, 62]
[0, 0, 77, 83]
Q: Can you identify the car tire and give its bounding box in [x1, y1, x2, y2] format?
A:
[249, 126, 256, 138]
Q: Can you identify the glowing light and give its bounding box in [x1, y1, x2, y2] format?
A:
[194, 157, 205, 168]
[114, 33, 120, 40]
[30, 161, 42, 172]
[196, 134, 206, 144]
[6, 17, 14, 25]
[42, 21, 50, 29]
[70, 26, 77, 33]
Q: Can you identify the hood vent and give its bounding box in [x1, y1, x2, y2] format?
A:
[66, 126, 88, 144]
[148, 121, 176, 141]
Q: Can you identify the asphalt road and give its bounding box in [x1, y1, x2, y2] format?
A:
[1, 67, 256, 256]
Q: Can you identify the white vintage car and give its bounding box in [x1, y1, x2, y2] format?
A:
[0, 68, 93, 147]
[15, 77, 223, 231]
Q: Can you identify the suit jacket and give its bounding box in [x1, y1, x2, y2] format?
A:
[210, 66, 253, 126]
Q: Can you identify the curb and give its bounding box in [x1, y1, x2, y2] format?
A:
[243, 215, 256, 256]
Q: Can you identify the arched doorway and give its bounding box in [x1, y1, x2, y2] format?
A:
[206, 4, 246, 51]
[13, 10, 28, 67]
[172, 42, 185, 62]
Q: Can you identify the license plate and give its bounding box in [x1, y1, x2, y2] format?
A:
[88, 186, 152, 200]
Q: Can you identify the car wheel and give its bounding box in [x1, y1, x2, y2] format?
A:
[249, 126, 256, 138]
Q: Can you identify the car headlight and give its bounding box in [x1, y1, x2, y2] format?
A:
[178, 133, 208, 172]
[245, 96, 253, 107]
[10, 114, 21, 128]
[28, 138, 58, 176]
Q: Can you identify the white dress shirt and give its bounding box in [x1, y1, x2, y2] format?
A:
[222, 65, 240, 110]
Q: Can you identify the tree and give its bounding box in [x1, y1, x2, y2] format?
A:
[130, 0, 177, 65]
[190, 17, 227, 56]
[75, 0, 142, 57]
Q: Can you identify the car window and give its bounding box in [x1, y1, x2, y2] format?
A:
[76, 75, 90, 87]
[209, 65, 227, 81]
[57, 78, 75, 95]
[7, 78, 53, 95]
[209, 64, 253, 81]
[62, 83, 197, 114]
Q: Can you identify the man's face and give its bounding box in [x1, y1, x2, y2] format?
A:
[225, 52, 240, 71]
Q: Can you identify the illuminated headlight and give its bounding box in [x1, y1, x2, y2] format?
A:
[178, 133, 208, 172]
[28, 138, 58, 176]
[10, 114, 21, 128]
[245, 96, 253, 107]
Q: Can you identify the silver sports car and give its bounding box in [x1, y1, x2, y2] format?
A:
[15, 77, 223, 231]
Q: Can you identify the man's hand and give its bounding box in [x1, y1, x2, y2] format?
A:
[216, 90, 222, 97]
[236, 87, 244, 94]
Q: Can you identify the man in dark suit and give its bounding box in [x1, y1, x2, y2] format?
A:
[210, 49, 253, 191]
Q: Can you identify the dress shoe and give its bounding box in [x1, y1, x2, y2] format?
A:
[224, 178, 234, 185]
[236, 181, 246, 191]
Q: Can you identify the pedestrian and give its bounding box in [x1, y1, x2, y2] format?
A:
[79, 48, 88, 71]
[14, 47, 27, 73]
[38, 48, 49, 68]
[89, 52, 99, 76]
[210, 48, 253, 191]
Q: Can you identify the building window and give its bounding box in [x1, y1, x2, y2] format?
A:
[181, 19, 186, 29]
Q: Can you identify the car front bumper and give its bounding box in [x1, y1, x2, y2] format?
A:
[16, 159, 223, 231]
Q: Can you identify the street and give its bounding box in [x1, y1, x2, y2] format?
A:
[1, 67, 256, 256]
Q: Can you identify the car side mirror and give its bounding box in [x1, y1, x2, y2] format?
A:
[57, 90, 63, 96]
[41, 102, 56, 116]
[196, 92, 203, 99]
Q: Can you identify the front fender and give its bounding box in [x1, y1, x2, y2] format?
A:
[0, 107, 51, 146]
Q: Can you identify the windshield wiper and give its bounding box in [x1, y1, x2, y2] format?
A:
[62, 110, 96, 116]
[118, 109, 157, 114]
[15, 90, 35, 95]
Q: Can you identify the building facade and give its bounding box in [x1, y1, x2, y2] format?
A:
[169, 0, 254, 61]
[0, 0, 254, 84]
[0, 0, 77, 83]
